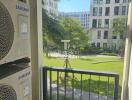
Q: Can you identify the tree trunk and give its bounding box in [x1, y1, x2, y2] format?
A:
[45, 48, 49, 57]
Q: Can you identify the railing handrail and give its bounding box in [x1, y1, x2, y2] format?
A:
[43, 66, 119, 100]
[44, 66, 119, 77]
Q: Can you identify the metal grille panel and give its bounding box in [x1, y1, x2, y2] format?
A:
[0, 2, 14, 60]
[0, 85, 17, 100]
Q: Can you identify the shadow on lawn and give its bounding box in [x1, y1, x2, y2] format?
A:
[53, 77, 122, 99]
[79, 58, 94, 61]
[74, 79, 121, 98]
[92, 60, 120, 64]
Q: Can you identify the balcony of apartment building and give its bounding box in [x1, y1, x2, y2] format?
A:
[0, 0, 131, 100]
[28, 0, 132, 100]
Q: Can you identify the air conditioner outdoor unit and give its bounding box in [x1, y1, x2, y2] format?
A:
[0, 0, 30, 65]
[0, 0, 32, 100]
[0, 64, 32, 100]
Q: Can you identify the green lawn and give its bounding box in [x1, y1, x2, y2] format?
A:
[43, 56, 123, 84]
[43, 55, 123, 98]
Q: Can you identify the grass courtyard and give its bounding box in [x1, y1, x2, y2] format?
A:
[43, 55, 123, 98]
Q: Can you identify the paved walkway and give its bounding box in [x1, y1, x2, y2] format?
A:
[48, 83, 114, 100]
[48, 52, 121, 59]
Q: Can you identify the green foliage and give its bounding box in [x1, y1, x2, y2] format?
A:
[59, 17, 88, 50]
[112, 18, 127, 57]
[42, 10, 89, 56]
[100, 52, 118, 56]
[42, 9, 66, 56]
[112, 18, 127, 36]
[80, 44, 103, 54]
[42, 9, 65, 46]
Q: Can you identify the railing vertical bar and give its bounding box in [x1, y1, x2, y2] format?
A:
[98, 75, 100, 100]
[43, 68, 48, 100]
[114, 75, 119, 100]
[50, 70, 52, 100]
[89, 75, 91, 100]
[57, 71, 59, 100]
[105, 77, 108, 100]
[80, 74, 83, 100]
[72, 73, 74, 100]
[64, 71, 67, 100]
[107, 77, 110, 100]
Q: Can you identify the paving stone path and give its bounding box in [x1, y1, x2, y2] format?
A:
[47, 83, 114, 100]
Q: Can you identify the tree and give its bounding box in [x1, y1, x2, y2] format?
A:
[42, 10, 88, 57]
[112, 18, 127, 56]
[42, 9, 65, 57]
[112, 18, 127, 37]
[59, 17, 88, 53]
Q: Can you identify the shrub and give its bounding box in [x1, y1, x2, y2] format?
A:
[100, 52, 118, 56]
[80, 45, 103, 54]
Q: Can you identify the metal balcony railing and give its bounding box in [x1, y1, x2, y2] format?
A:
[42, 67, 119, 100]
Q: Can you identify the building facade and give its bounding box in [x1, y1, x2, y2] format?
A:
[89, 0, 129, 51]
[59, 12, 90, 30]
[42, 0, 58, 16]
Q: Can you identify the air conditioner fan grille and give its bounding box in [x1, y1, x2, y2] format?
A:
[0, 2, 14, 60]
[0, 85, 17, 100]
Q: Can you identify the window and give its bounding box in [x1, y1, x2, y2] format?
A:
[93, 7, 98, 16]
[104, 19, 109, 28]
[104, 31, 108, 39]
[55, 4, 57, 9]
[122, 6, 126, 15]
[49, 1, 52, 6]
[123, 0, 127, 3]
[97, 43, 100, 48]
[114, 6, 119, 15]
[99, 7, 102, 16]
[120, 35, 123, 39]
[98, 0, 103, 4]
[91, 43, 96, 47]
[127, 6, 129, 15]
[42, 0, 44, 4]
[105, 7, 110, 16]
[97, 31, 101, 39]
[93, 0, 98, 4]
[98, 19, 102, 28]
[112, 44, 116, 50]
[106, 0, 110, 4]
[112, 36, 117, 39]
[115, 0, 120, 3]
[92, 19, 97, 28]
[18, 0, 26, 3]
[103, 43, 107, 48]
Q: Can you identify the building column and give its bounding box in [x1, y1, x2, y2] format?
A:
[128, 3, 132, 99]
[29, 0, 43, 100]
[121, 2, 132, 100]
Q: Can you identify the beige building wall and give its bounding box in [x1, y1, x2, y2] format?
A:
[122, 2, 132, 100]
[29, 0, 43, 100]
[89, 0, 129, 50]
[128, 2, 132, 100]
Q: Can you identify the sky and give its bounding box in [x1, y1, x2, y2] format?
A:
[58, 0, 90, 12]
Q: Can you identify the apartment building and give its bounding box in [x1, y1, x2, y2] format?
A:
[89, 0, 129, 50]
[42, 0, 58, 16]
[59, 12, 90, 30]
